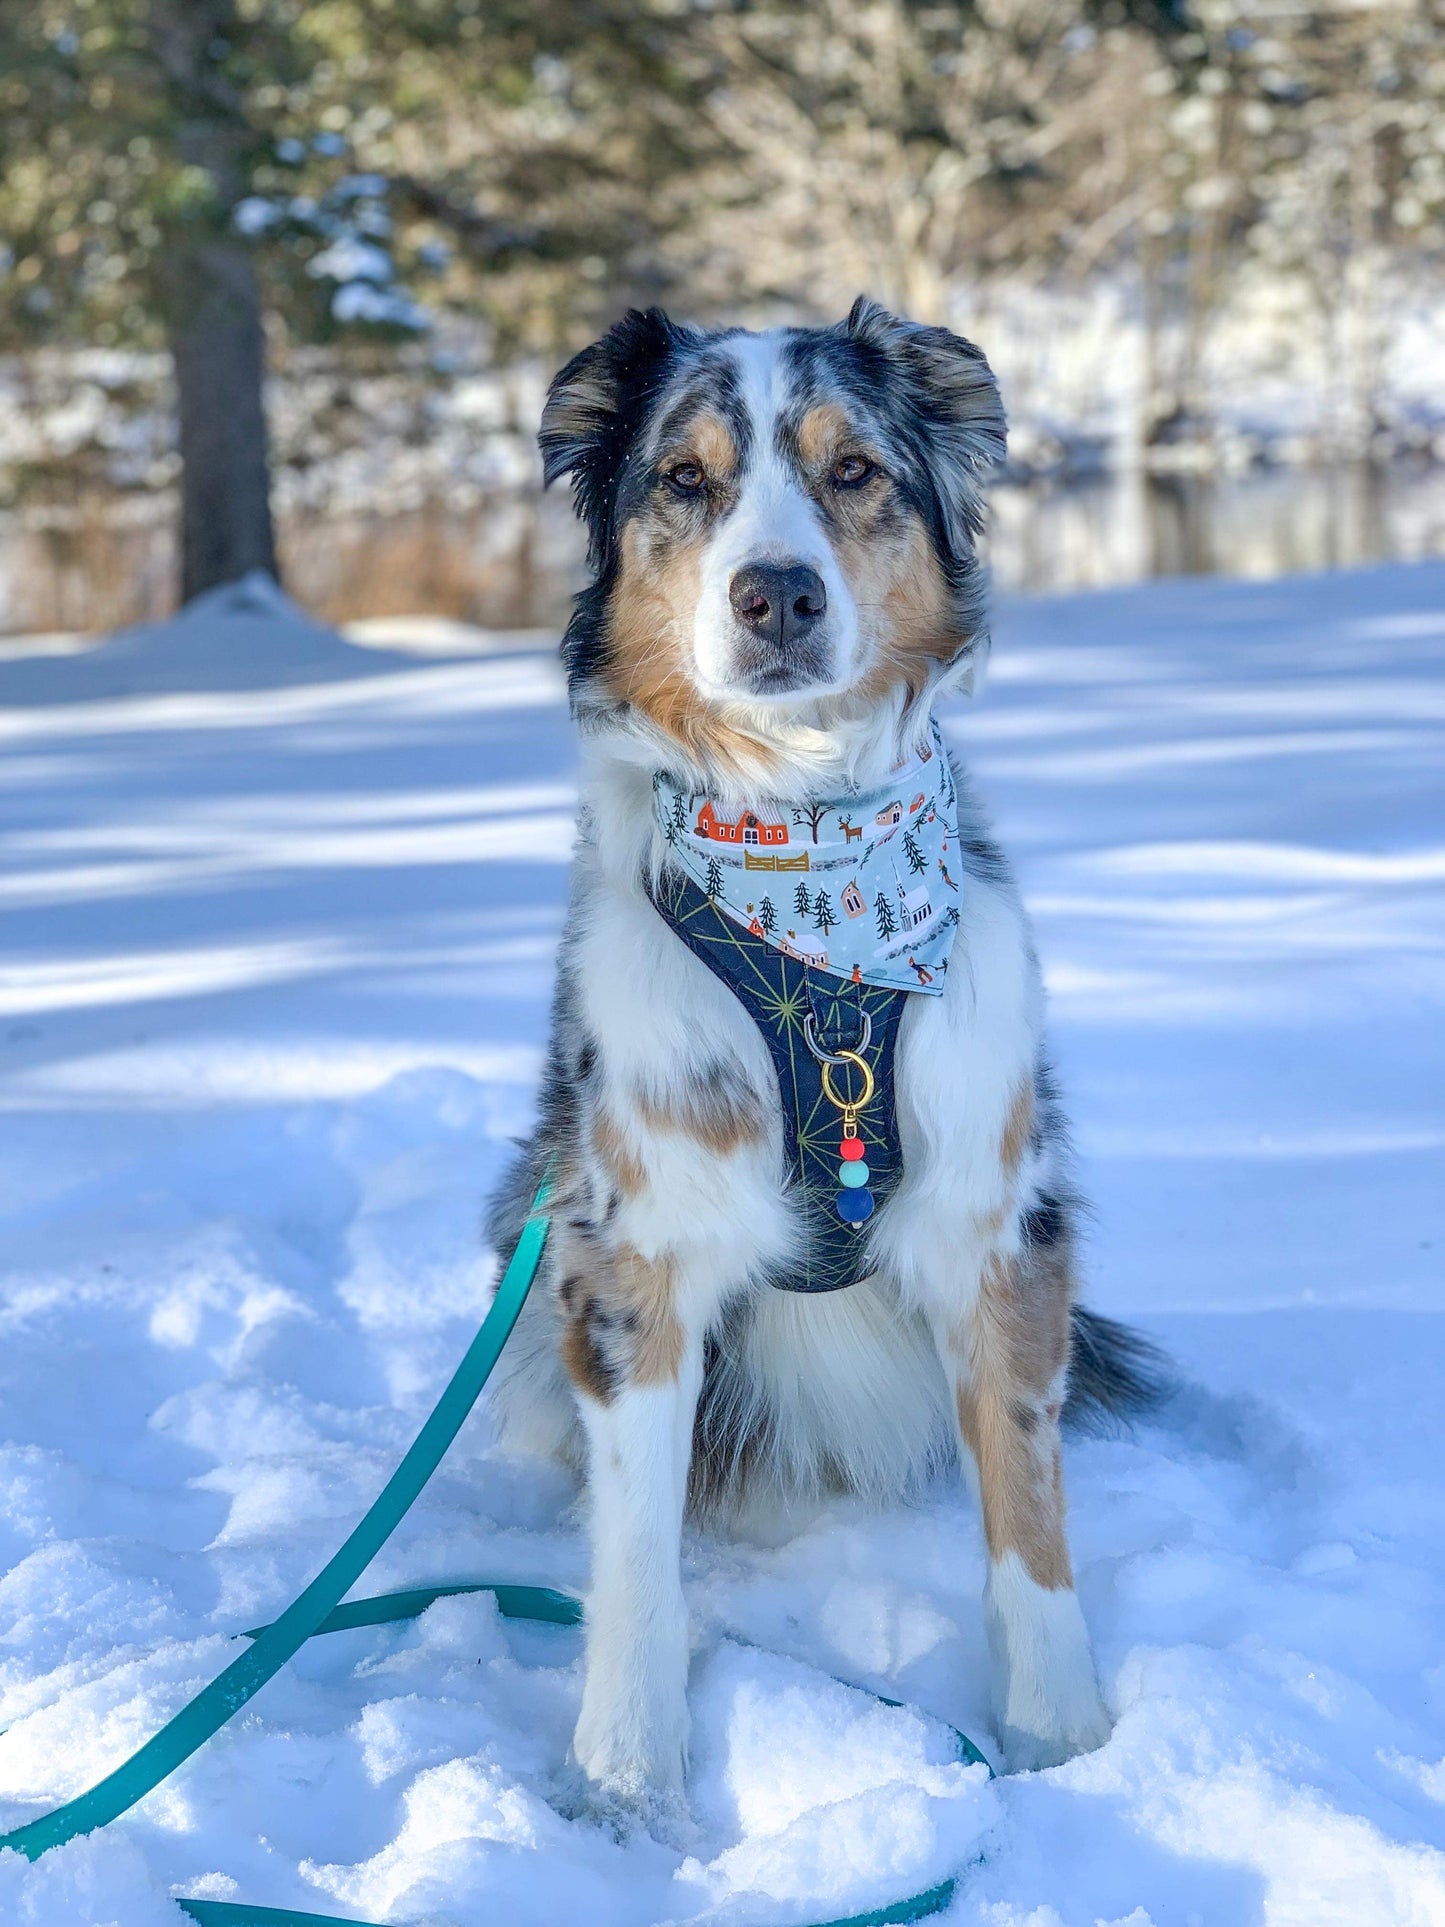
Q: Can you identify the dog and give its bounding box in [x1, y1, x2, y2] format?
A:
[486, 298, 1161, 1830]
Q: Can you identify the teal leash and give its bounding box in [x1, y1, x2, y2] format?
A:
[241, 1578, 582, 1640]
[178, 1877, 963, 1927]
[0, 1177, 554, 1864]
[0, 1168, 989, 1927]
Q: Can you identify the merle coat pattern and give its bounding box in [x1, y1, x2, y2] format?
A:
[486, 299, 1159, 1829]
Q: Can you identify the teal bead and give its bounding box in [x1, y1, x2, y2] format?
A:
[837, 1160, 871, 1188]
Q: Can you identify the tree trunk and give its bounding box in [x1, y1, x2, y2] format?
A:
[161, 238, 279, 604]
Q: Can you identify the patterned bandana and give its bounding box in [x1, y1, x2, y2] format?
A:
[651, 724, 962, 995]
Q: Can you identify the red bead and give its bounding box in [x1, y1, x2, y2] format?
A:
[839, 1138, 866, 1161]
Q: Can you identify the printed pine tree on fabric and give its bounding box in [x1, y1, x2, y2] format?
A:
[875, 891, 898, 941]
[903, 830, 928, 876]
[705, 856, 724, 900]
[794, 881, 812, 919]
[813, 890, 838, 936]
[671, 792, 688, 841]
[757, 896, 777, 934]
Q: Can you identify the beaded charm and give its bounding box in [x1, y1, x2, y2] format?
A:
[818, 1050, 877, 1228]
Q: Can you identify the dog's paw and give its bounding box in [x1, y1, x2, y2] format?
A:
[985, 1556, 1114, 1773]
[554, 1761, 697, 1849]
[998, 1696, 1113, 1773]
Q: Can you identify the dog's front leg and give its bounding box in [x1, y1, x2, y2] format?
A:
[558, 1233, 703, 1822]
[929, 1238, 1112, 1771]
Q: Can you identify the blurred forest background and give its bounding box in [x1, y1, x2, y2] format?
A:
[2, 0, 1443, 635]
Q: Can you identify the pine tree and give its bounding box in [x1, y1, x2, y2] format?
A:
[757, 895, 777, 934]
[0, 3, 710, 605]
[903, 830, 928, 876]
[794, 881, 811, 919]
[812, 890, 837, 936]
[671, 792, 688, 840]
[875, 891, 897, 941]
[705, 856, 723, 899]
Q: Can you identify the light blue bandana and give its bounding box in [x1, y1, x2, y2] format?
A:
[652, 725, 961, 995]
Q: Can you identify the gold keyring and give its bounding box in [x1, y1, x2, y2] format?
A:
[819, 1050, 875, 1115]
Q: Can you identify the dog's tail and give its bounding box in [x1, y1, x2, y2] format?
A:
[1063, 1306, 1172, 1433]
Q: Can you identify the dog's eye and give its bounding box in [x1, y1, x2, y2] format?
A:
[665, 461, 706, 494]
[831, 454, 878, 488]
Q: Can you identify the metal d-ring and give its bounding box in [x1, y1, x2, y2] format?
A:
[803, 1009, 872, 1065]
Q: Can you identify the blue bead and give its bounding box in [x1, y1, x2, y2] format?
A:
[837, 1160, 871, 1188]
[836, 1186, 875, 1224]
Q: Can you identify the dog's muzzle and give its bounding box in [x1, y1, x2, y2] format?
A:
[728, 560, 830, 693]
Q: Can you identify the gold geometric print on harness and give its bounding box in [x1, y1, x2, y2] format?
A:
[645, 864, 908, 1290]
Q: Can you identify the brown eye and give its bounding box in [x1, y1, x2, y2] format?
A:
[832, 453, 877, 488]
[666, 461, 706, 493]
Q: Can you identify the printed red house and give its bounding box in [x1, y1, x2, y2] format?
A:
[695, 803, 789, 847]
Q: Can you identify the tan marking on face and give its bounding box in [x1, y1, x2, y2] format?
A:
[681, 410, 739, 479]
[1000, 1079, 1035, 1181]
[603, 519, 780, 785]
[848, 515, 968, 705]
[952, 1245, 1076, 1590]
[593, 1107, 645, 1198]
[797, 400, 854, 469]
[636, 1081, 764, 1157]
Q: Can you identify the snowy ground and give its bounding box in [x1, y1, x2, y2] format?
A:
[0, 563, 1442, 1926]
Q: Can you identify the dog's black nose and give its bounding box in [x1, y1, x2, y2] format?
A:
[729, 563, 827, 650]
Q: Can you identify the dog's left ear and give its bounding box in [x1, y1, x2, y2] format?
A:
[540, 307, 691, 572]
[842, 296, 1006, 561]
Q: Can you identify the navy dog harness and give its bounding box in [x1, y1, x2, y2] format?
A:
[647, 732, 962, 1293]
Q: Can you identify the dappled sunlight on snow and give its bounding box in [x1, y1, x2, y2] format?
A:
[0, 565, 1442, 1923]
[8, 1037, 542, 1108]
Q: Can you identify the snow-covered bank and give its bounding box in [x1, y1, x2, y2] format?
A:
[0, 565, 1442, 1924]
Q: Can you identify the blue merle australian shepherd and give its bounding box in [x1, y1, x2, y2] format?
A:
[487, 298, 1160, 1828]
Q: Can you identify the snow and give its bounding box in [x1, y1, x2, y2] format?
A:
[329, 285, 430, 332]
[1, 560, 1443, 1925]
[233, 199, 283, 238]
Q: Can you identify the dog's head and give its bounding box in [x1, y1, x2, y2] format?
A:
[541, 298, 1004, 780]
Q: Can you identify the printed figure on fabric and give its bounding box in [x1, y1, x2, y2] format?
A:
[652, 723, 961, 997]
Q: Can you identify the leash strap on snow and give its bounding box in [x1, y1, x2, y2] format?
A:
[0, 1171, 556, 1863]
[178, 1870, 965, 1927]
[176, 1580, 986, 1927]
[0, 1158, 989, 1927]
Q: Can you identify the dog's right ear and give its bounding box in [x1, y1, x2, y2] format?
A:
[540, 307, 687, 572]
